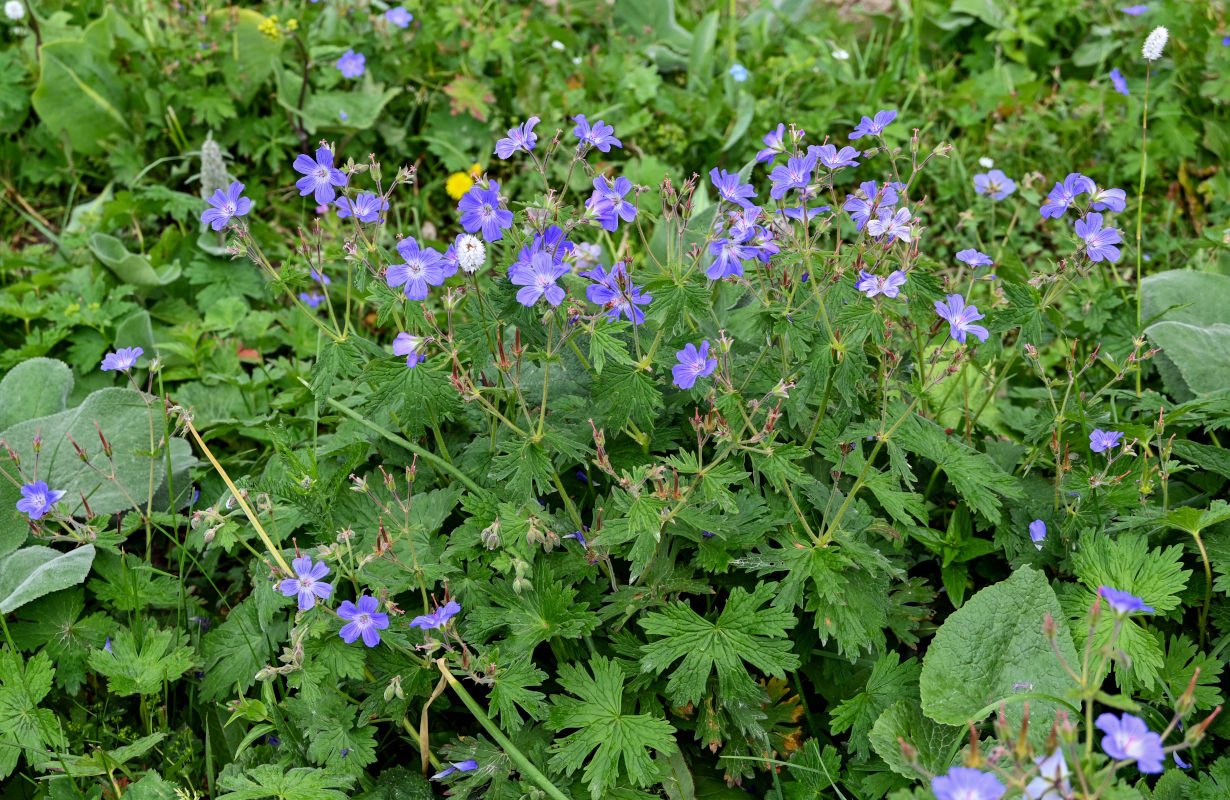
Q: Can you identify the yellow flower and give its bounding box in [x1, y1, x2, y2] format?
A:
[446, 163, 483, 200]
[258, 15, 282, 39]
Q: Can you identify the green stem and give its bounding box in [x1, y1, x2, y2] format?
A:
[436, 660, 573, 800]
[305, 381, 490, 498]
[1134, 70, 1151, 397]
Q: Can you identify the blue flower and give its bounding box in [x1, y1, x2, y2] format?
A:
[293, 146, 348, 204]
[1039, 173, 1095, 218]
[672, 341, 717, 389]
[1074, 213, 1122, 263]
[385, 6, 413, 27]
[387, 237, 448, 300]
[843, 180, 899, 230]
[336, 49, 366, 78]
[1099, 586, 1153, 615]
[934, 294, 989, 344]
[101, 346, 144, 372]
[956, 248, 993, 267]
[706, 236, 754, 280]
[931, 767, 1005, 800]
[728, 63, 748, 82]
[1090, 186, 1127, 213]
[1029, 520, 1046, 550]
[432, 760, 478, 780]
[777, 205, 829, 222]
[587, 175, 637, 231]
[583, 262, 652, 324]
[393, 333, 425, 368]
[495, 116, 540, 159]
[1174, 751, 1190, 769]
[299, 290, 325, 307]
[509, 250, 569, 307]
[278, 556, 333, 611]
[768, 153, 816, 200]
[867, 207, 912, 243]
[849, 109, 897, 140]
[755, 123, 788, 164]
[974, 169, 1016, 200]
[810, 143, 860, 170]
[855, 269, 907, 299]
[338, 594, 389, 647]
[458, 181, 514, 241]
[1121, 5, 1148, 14]
[334, 192, 387, 223]
[410, 599, 461, 630]
[201, 182, 252, 230]
[1109, 67, 1130, 96]
[1096, 713, 1164, 773]
[568, 529, 588, 547]
[709, 167, 757, 208]
[16, 480, 66, 520]
[572, 114, 622, 152]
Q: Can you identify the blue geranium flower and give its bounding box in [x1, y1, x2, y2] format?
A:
[458, 181, 514, 241]
[931, 767, 1004, 800]
[956, 248, 993, 267]
[849, 109, 897, 140]
[336, 50, 366, 78]
[1110, 67, 1130, 96]
[709, 167, 757, 208]
[509, 250, 569, 307]
[293, 146, 348, 204]
[1074, 213, 1122, 263]
[393, 333, 425, 368]
[334, 192, 387, 223]
[973, 169, 1016, 200]
[728, 64, 748, 82]
[16, 480, 66, 520]
[855, 270, 907, 299]
[1029, 520, 1046, 549]
[1099, 586, 1153, 615]
[1040, 173, 1095, 218]
[672, 341, 717, 389]
[338, 595, 389, 647]
[495, 116, 540, 159]
[278, 556, 333, 611]
[572, 114, 622, 152]
[201, 182, 251, 230]
[934, 294, 989, 344]
[410, 599, 461, 630]
[1096, 713, 1164, 773]
[101, 346, 144, 372]
[385, 6, 412, 28]
[387, 237, 447, 300]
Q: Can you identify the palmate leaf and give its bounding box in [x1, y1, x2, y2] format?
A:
[487, 653, 549, 731]
[1155, 633, 1224, 711]
[829, 653, 921, 760]
[217, 764, 352, 800]
[0, 648, 66, 780]
[9, 589, 111, 695]
[548, 657, 676, 800]
[86, 627, 194, 697]
[464, 564, 598, 654]
[638, 582, 800, 707]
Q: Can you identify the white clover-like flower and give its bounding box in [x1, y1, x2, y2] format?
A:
[1142, 26, 1168, 61]
[4, 1, 24, 19]
[978, 157, 994, 169]
[832, 48, 850, 60]
[550, 39, 565, 51]
[457, 234, 486, 273]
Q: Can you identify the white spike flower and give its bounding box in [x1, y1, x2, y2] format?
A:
[4, 1, 23, 20]
[1142, 26, 1168, 61]
[457, 234, 486, 273]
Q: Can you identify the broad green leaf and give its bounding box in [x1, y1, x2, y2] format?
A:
[88, 233, 182, 287]
[639, 582, 800, 707]
[206, 8, 283, 102]
[0, 357, 73, 430]
[548, 656, 676, 800]
[920, 566, 1078, 729]
[1145, 321, 1230, 396]
[1140, 270, 1230, 327]
[870, 699, 962, 778]
[1, 387, 196, 516]
[0, 545, 95, 614]
[114, 311, 156, 354]
[30, 8, 133, 155]
[895, 413, 1022, 522]
[34, 732, 167, 777]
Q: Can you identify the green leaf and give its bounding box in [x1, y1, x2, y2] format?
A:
[1071, 533, 1190, 614]
[87, 627, 194, 696]
[1172, 440, 1230, 480]
[920, 566, 1078, 729]
[9, 589, 110, 695]
[0, 647, 66, 780]
[199, 599, 279, 702]
[0, 545, 95, 614]
[1155, 633, 1224, 711]
[1146, 321, 1230, 396]
[895, 414, 1022, 522]
[0, 357, 73, 430]
[205, 8, 283, 102]
[548, 656, 676, 799]
[1, 387, 196, 516]
[639, 582, 800, 707]
[465, 565, 598, 654]
[870, 699, 962, 779]
[595, 365, 663, 432]
[1140, 270, 1230, 327]
[829, 653, 921, 760]
[30, 8, 133, 155]
[487, 654, 549, 731]
[88, 233, 182, 286]
[217, 765, 351, 800]
[34, 732, 167, 777]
